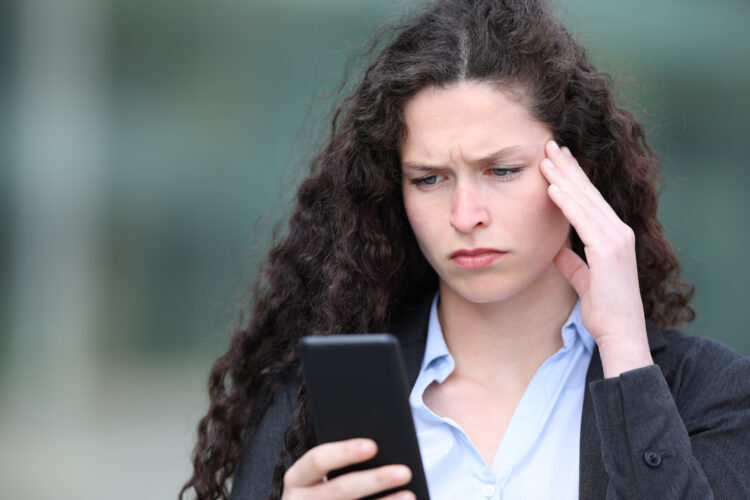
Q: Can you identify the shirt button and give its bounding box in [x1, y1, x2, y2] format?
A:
[644, 450, 662, 467]
[482, 484, 496, 498]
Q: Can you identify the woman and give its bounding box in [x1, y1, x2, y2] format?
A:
[181, 0, 750, 498]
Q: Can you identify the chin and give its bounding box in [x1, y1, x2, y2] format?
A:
[441, 274, 529, 305]
[439, 260, 562, 306]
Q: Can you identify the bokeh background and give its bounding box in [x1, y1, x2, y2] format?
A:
[1, 0, 748, 498]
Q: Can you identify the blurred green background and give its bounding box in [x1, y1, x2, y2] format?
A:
[1, 0, 748, 498]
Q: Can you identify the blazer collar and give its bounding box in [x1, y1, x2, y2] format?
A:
[388, 291, 434, 388]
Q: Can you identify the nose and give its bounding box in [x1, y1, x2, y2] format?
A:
[450, 181, 490, 233]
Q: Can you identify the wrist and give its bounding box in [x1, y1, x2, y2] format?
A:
[597, 338, 653, 379]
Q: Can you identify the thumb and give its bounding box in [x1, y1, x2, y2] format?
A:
[553, 246, 590, 298]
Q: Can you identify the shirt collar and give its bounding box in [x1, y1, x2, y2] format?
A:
[562, 297, 596, 354]
[420, 293, 451, 374]
[419, 293, 596, 376]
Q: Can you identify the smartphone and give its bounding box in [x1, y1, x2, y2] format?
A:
[298, 333, 430, 500]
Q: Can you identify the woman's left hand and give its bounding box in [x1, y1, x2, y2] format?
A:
[539, 139, 653, 378]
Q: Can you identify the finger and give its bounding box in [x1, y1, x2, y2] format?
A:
[540, 160, 614, 239]
[542, 152, 636, 263]
[542, 140, 619, 225]
[540, 159, 613, 227]
[542, 140, 619, 220]
[553, 246, 591, 298]
[284, 439, 377, 487]
[544, 140, 597, 192]
[378, 489, 417, 500]
[546, 182, 608, 246]
[311, 464, 412, 500]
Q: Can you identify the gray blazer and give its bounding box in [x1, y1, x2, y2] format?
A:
[231, 294, 750, 499]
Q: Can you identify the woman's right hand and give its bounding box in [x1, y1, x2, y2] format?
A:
[281, 438, 415, 500]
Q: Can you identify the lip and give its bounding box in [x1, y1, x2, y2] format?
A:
[450, 248, 507, 269]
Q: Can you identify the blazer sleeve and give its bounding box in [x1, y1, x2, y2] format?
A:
[588, 337, 750, 499]
[230, 381, 298, 500]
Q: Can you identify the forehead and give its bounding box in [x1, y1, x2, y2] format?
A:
[400, 81, 551, 163]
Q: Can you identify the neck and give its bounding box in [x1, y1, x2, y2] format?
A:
[437, 264, 577, 390]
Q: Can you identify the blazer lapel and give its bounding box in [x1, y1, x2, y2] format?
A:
[387, 292, 433, 388]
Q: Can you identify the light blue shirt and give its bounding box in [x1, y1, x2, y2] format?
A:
[409, 294, 595, 499]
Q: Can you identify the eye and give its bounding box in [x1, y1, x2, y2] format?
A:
[488, 167, 522, 180]
[411, 174, 445, 187]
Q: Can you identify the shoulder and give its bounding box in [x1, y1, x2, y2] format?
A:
[230, 375, 300, 500]
[652, 325, 749, 378]
[649, 325, 750, 422]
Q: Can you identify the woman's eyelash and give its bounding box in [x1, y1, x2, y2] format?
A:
[489, 166, 522, 179]
[408, 167, 522, 186]
[410, 174, 443, 185]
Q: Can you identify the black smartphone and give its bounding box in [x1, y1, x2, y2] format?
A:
[298, 333, 430, 500]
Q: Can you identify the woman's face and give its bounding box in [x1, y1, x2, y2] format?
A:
[400, 81, 570, 305]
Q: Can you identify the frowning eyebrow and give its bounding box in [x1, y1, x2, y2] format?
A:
[401, 145, 526, 172]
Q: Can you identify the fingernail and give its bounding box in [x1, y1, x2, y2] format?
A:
[541, 158, 555, 169]
[550, 184, 560, 192]
[561, 146, 573, 157]
[548, 139, 560, 151]
[396, 492, 415, 500]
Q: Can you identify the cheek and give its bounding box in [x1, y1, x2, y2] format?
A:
[535, 195, 570, 250]
[402, 191, 433, 249]
[513, 178, 570, 250]
[403, 190, 451, 268]
[402, 192, 420, 233]
[541, 190, 568, 228]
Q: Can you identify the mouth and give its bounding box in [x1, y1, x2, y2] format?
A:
[449, 248, 507, 269]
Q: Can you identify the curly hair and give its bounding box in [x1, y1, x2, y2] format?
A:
[180, 0, 694, 498]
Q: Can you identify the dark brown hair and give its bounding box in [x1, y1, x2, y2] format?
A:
[180, 0, 693, 498]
